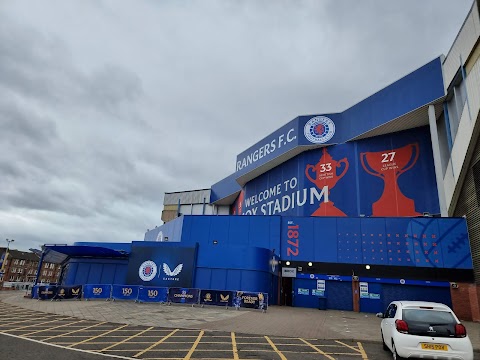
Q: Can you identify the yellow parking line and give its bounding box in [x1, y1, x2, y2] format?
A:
[335, 340, 362, 353]
[4, 318, 67, 332]
[67, 324, 128, 347]
[133, 329, 179, 358]
[0, 316, 51, 326]
[41, 321, 107, 340]
[22, 320, 86, 337]
[357, 341, 368, 359]
[100, 326, 154, 352]
[265, 336, 287, 360]
[300, 338, 336, 360]
[231, 332, 239, 360]
[183, 330, 204, 360]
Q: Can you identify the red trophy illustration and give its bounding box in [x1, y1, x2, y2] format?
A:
[305, 147, 349, 216]
[360, 143, 421, 216]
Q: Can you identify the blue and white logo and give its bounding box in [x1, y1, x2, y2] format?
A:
[304, 116, 335, 144]
[139, 260, 157, 281]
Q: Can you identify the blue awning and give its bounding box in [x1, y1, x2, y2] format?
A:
[41, 245, 130, 264]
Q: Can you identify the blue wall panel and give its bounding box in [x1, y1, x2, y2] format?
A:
[293, 278, 319, 309]
[210, 269, 228, 289]
[194, 268, 212, 289]
[87, 263, 103, 284]
[100, 264, 117, 284]
[313, 218, 338, 263]
[337, 218, 362, 264]
[226, 269, 242, 291]
[361, 218, 388, 265]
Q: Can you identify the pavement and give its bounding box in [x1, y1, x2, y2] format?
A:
[0, 290, 479, 351]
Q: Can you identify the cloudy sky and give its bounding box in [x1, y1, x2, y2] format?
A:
[0, 0, 474, 251]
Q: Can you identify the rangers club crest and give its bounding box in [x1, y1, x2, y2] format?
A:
[304, 116, 335, 144]
[138, 260, 157, 281]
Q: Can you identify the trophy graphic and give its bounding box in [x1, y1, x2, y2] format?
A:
[305, 147, 349, 216]
[360, 143, 421, 216]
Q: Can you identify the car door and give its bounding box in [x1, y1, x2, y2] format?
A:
[382, 303, 397, 349]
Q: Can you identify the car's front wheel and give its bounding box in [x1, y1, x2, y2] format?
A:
[392, 342, 405, 360]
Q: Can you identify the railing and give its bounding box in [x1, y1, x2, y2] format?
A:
[32, 284, 268, 312]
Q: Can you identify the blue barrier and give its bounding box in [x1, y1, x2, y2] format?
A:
[54, 285, 83, 300]
[137, 286, 168, 303]
[233, 291, 268, 311]
[112, 285, 139, 301]
[168, 287, 200, 304]
[83, 284, 112, 300]
[200, 290, 234, 307]
[31, 285, 39, 299]
[38, 285, 58, 300]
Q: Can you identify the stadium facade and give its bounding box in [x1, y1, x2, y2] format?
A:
[40, 2, 480, 320]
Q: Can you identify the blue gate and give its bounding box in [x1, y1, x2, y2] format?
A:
[326, 281, 353, 311]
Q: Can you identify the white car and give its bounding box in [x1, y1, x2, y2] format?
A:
[377, 301, 473, 360]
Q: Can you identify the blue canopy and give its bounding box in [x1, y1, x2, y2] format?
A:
[41, 245, 130, 264]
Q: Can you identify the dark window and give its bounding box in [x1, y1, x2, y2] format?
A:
[402, 309, 455, 324]
[385, 304, 397, 318]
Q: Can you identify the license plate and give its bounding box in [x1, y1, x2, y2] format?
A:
[421, 343, 448, 351]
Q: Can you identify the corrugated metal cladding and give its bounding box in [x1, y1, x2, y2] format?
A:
[164, 189, 211, 205]
[453, 126, 480, 284]
[443, 1, 480, 90]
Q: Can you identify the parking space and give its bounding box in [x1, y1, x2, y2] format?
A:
[0, 301, 371, 359]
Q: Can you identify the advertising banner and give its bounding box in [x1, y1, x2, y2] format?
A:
[54, 285, 82, 300]
[137, 286, 168, 303]
[83, 284, 112, 300]
[38, 285, 57, 300]
[168, 288, 200, 304]
[126, 244, 197, 288]
[112, 285, 139, 301]
[235, 127, 439, 218]
[233, 291, 268, 310]
[199, 290, 234, 306]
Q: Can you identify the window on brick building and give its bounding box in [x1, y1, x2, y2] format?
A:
[19, 260, 25, 266]
[11, 268, 16, 273]
[14, 259, 19, 265]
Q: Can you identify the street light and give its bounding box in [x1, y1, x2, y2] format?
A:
[6, 239, 14, 250]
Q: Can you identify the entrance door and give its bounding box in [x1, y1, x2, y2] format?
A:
[281, 277, 293, 306]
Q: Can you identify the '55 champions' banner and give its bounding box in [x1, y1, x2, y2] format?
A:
[125, 243, 197, 288]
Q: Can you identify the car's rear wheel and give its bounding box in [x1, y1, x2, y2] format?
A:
[392, 342, 405, 360]
[381, 331, 389, 351]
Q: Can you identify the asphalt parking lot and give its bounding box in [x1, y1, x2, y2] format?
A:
[0, 301, 394, 360]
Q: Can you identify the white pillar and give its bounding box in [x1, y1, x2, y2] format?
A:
[428, 105, 448, 216]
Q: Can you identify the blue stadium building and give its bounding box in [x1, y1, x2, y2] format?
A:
[39, 2, 480, 321]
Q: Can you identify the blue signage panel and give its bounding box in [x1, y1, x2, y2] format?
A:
[168, 288, 200, 304]
[237, 127, 439, 218]
[199, 290, 234, 306]
[38, 285, 57, 300]
[233, 291, 268, 310]
[235, 118, 300, 176]
[112, 285, 139, 301]
[125, 244, 197, 288]
[54, 285, 82, 300]
[83, 284, 112, 300]
[137, 286, 168, 303]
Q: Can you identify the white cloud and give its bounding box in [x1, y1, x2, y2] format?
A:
[0, 0, 473, 251]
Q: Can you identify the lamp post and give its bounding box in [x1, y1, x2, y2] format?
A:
[6, 239, 14, 251]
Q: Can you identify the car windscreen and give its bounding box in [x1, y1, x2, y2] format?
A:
[402, 309, 455, 324]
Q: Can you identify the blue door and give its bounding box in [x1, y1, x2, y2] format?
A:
[381, 284, 452, 311]
[326, 281, 353, 311]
